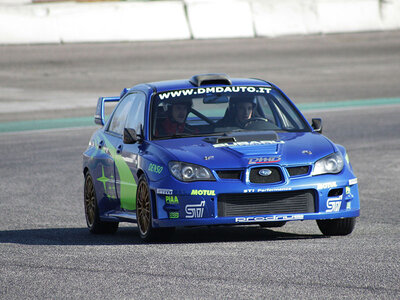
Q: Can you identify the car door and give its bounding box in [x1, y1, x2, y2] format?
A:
[107, 92, 146, 212]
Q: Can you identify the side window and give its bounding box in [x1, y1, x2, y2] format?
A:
[108, 97, 134, 135]
[125, 93, 146, 134]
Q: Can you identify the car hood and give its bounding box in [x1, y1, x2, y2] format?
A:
[151, 131, 336, 169]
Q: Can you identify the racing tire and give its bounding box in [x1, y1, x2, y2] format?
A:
[136, 175, 175, 242]
[259, 221, 286, 228]
[84, 173, 119, 234]
[316, 217, 356, 236]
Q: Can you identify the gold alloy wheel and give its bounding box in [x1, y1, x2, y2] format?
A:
[137, 179, 151, 236]
[84, 175, 96, 227]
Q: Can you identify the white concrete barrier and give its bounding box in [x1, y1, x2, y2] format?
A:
[0, 1, 190, 44]
[0, 0, 399, 45]
[0, 5, 60, 44]
[381, 0, 400, 30]
[317, 0, 382, 33]
[54, 1, 191, 43]
[251, 0, 320, 37]
[185, 0, 254, 39]
[0, 0, 31, 5]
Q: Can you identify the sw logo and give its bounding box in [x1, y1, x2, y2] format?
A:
[185, 201, 205, 218]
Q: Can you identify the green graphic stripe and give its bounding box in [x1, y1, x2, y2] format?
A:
[102, 135, 137, 211]
[1, 98, 400, 133]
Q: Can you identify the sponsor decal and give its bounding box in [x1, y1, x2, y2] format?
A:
[317, 182, 337, 190]
[326, 197, 342, 212]
[185, 201, 205, 218]
[97, 166, 116, 198]
[169, 212, 179, 219]
[248, 157, 281, 164]
[214, 140, 284, 148]
[191, 189, 216, 196]
[346, 186, 351, 195]
[346, 202, 351, 210]
[204, 155, 214, 161]
[235, 214, 304, 223]
[148, 163, 163, 174]
[165, 195, 179, 204]
[244, 187, 292, 193]
[349, 178, 358, 185]
[157, 188, 173, 195]
[158, 86, 272, 100]
[302, 150, 312, 155]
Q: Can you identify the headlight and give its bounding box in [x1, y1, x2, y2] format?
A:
[312, 152, 344, 176]
[169, 161, 215, 182]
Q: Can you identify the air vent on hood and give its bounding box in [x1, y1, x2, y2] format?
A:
[203, 131, 279, 145]
[217, 137, 236, 144]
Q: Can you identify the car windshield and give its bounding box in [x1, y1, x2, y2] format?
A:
[151, 86, 310, 139]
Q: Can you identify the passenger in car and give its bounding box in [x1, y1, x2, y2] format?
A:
[156, 99, 196, 136]
[216, 96, 256, 128]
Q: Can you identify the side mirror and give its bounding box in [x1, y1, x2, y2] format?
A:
[123, 128, 138, 144]
[312, 118, 323, 133]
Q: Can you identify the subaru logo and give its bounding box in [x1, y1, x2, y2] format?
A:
[258, 168, 272, 176]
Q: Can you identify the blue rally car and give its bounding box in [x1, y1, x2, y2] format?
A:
[83, 74, 360, 241]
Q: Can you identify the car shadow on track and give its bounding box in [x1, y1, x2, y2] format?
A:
[0, 225, 327, 246]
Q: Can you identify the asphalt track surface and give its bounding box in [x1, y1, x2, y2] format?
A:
[1, 32, 400, 299]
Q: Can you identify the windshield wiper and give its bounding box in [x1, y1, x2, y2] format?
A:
[170, 132, 193, 138]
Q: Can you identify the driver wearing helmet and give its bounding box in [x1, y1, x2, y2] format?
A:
[216, 95, 256, 128]
[156, 98, 195, 136]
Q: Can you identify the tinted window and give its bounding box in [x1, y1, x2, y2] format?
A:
[108, 97, 134, 135]
[108, 92, 146, 136]
[125, 93, 146, 134]
[152, 86, 309, 139]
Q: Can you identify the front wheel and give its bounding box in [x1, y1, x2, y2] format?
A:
[84, 173, 118, 234]
[317, 218, 356, 236]
[136, 175, 174, 242]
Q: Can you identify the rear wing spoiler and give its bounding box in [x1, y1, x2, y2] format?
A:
[94, 96, 120, 126]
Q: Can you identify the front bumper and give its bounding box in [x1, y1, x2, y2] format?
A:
[150, 169, 360, 228]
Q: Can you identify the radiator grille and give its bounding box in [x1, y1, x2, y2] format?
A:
[249, 167, 282, 183]
[216, 170, 242, 180]
[218, 190, 315, 217]
[287, 166, 310, 177]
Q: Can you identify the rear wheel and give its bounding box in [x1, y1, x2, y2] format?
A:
[84, 173, 118, 234]
[317, 218, 356, 236]
[136, 175, 174, 242]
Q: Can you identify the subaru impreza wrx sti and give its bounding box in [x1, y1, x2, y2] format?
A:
[83, 74, 360, 241]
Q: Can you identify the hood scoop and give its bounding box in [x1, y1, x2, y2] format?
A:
[204, 131, 282, 155]
[204, 131, 279, 144]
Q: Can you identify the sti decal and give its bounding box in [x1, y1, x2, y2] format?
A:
[185, 201, 205, 218]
